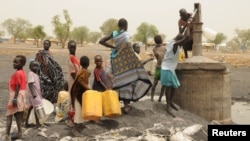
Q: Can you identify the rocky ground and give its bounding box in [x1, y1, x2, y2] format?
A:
[0, 43, 249, 141]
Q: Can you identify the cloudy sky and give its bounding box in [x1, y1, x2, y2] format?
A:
[0, 0, 249, 41]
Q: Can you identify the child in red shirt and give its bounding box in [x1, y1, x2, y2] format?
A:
[5, 55, 27, 140]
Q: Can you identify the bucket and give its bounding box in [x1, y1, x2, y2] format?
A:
[28, 98, 54, 124]
[102, 90, 121, 118]
[35, 105, 46, 119]
[179, 49, 184, 62]
[82, 90, 102, 121]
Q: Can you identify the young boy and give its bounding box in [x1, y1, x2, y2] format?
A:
[5, 55, 27, 140]
[70, 56, 91, 137]
[161, 28, 189, 117]
[25, 60, 42, 128]
[132, 43, 154, 65]
[92, 55, 108, 91]
[150, 35, 166, 102]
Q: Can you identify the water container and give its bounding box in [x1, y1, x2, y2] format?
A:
[179, 49, 184, 62]
[82, 90, 102, 121]
[28, 98, 54, 124]
[35, 105, 46, 119]
[102, 90, 122, 118]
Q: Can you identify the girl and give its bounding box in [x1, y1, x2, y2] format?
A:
[25, 60, 42, 128]
[70, 56, 91, 137]
[161, 28, 189, 117]
[5, 55, 27, 140]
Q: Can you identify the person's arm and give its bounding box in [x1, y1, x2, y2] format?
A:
[94, 69, 108, 90]
[29, 82, 37, 98]
[12, 84, 20, 107]
[99, 80, 108, 90]
[77, 74, 91, 90]
[142, 58, 154, 65]
[99, 34, 115, 49]
[173, 28, 190, 54]
[70, 72, 76, 80]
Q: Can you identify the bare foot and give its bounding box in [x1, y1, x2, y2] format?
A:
[157, 98, 162, 102]
[171, 102, 180, 111]
[166, 108, 176, 118]
[72, 129, 83, 137]
[25, 123, 36, 128]
[36, 124, 42, 129]
[10, 133, 22, 140]
[123, 105, 132, 114]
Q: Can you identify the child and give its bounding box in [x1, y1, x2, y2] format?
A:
[160, 28, 189, 117]
[92, 55, 108, 91]
[25, 60, 42, 128]
[66, 40, 80, 127]
[132, 43, 154, 65]
[55, 81, 70, 122]
[70, 56, 91, 137]
[5, 55, 27, 140]
[150, 35, 166, 102]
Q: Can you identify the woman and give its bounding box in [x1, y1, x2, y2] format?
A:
[99, 18, 152, 113]
[35, 40, 64, 104]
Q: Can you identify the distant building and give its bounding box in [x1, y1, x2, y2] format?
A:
[50, 38, 60, 46]
[0, 37, 9, 43]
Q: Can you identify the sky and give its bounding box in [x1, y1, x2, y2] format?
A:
[0, 0, 250, 41]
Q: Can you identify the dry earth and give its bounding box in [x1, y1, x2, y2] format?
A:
[0, 43, 249, 141]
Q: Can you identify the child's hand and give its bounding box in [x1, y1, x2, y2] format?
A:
[12, 98, 18, 107]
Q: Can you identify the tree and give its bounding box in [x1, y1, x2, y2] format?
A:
[71, 26, 89, 47]
[100, 18, 118, 36]
[29, 25, 46, 47]
[52, 9, 72, 48]
[209, 33, 227, 45]
[2, 18, 31, 44]
[227, 28, 250, 53]
[88, 31, 102, 44]
[134, 22, 159, 48]
[234, 28, 250, 46]
[0, 30, 4, 37]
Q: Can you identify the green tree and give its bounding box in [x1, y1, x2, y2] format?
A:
[134, 22, 159, 48]
[2, 18, 31, 44]
[88, 31, 102, 44]
[28, 25, 46, 47]
[71, 26, 89, 47]
[100, 18, 118, 36]
[234, 28, 250, 46]
[227, 37, 240, 53]
[0, 30, 4, 37]
[227, 29, 250, 53]
[209, 33, 227, 45]
[52, 9, 72, 48]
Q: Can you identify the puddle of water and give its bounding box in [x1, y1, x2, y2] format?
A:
[231, 101, 250, 124]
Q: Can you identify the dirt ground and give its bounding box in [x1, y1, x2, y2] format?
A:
[0, 43, 250, 141]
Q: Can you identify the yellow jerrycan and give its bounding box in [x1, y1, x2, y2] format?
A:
[82, 90, 102, 121]
[102, 90, 122, 118]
